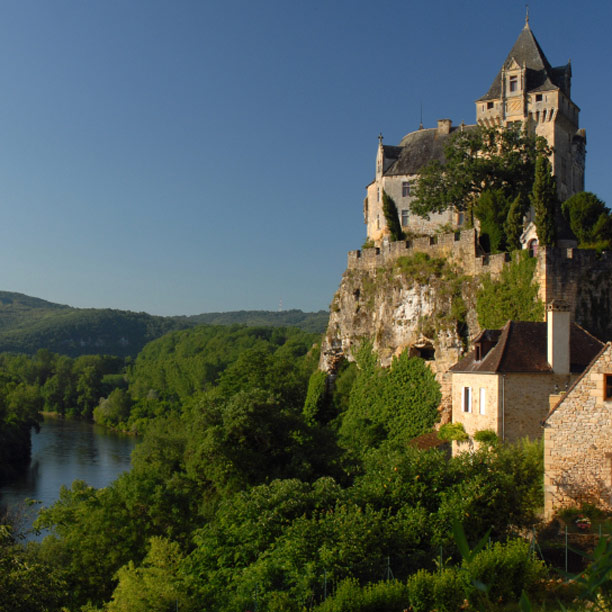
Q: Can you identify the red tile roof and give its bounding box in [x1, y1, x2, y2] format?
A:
[450, 321, 604, 374]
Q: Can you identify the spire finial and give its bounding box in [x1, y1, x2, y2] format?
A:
[378, 132, 383, 145]
[419, 102, 423, 130]
[525, 5, 529, 27]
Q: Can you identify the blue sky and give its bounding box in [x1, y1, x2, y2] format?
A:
[0, 0, 609, 316]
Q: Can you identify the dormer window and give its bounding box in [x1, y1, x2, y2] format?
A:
[487, 101, 494, 110]
[535, 94, 543, 102]
[475, 344, 482, 361]
[509, 75, 518, 92]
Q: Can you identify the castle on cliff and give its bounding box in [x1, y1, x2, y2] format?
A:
[322, 19, 612, 390]
[364, 17, 586, 249]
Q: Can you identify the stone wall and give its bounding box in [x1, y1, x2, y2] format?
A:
[347, 229, 510, 278]
[544, 343, 612, 519]
[536, 247, 612, 341]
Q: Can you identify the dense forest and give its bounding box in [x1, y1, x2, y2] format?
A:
[0, 291, 328, 357]
[1, 322, 600, 611]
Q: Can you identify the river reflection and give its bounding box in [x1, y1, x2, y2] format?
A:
[0, 415, 137, 539]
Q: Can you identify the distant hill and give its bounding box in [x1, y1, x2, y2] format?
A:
[176, 309, 329, 334]
[0, 291, 328, 357]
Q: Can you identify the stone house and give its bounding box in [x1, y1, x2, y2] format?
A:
[364, 16, 585, 246]
[449, 302, 603, 450]
[543, 342, 612, 519]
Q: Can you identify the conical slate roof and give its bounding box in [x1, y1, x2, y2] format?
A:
[478, 23, 570, 101]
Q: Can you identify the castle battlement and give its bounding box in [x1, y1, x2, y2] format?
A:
[347, 229, 478, 271]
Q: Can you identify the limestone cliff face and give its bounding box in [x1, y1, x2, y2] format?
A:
[320, 246, 481, 420]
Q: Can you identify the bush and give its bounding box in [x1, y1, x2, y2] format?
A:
[464, 539, 546, 604]
[314, 577, 410, 612]
[407, 569, 465, 612]
[438, 422, 468, 442]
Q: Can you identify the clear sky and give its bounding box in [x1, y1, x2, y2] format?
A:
[0, 0, 609, 316]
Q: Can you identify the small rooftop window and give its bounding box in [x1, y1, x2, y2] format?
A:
[509, 75, 518, 92]
[487, 101, 494, 110]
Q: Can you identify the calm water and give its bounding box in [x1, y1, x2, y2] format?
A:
[0, 415, 137, 538]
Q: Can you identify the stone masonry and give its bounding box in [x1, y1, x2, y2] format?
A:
[544, 343, 612, 519]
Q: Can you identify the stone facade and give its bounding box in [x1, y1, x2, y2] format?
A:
[453, 371, 576, 449]
[544, 343, 612, 519]
[476, 19, 585, 204]
[535, 247, 612, 342]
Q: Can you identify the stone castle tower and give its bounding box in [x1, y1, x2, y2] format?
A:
[476, 15, 586, 203]
[364, 18, 586, 245]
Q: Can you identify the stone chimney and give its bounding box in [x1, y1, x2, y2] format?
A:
[547, 300, 570, 375]
[437, 119, 452, 135]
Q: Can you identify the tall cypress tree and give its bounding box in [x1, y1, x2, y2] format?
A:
[531, 155, 557, 247]
[504, 193, 528, 252]
[382, 190, 405, 242]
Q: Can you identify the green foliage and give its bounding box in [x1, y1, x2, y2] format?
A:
[475, 189, 511, 253]
[314, 577, 410, 612]
[93, 388, 133, 429]
[126, 325, 318, 431]
[407, 568, 466, 612]
[462, 538, 547, 605]
[303, 369, 329, 425]
[505, 192, 528, 251]
[339, 345, 441, 457]
[0, 290, 328, 357]
[411, 125, 548, 218]
[531, 155, 557, 247]
[0, 523, 68, 612]
[474, 429, 499, 447]
[105, 537, 195, 612]
[179, 308, 329, 334]
[476, 251, 545, 328]
[562, 191, 612, 250]
[438, 422, 468, 442]
[382, 190, 405, 241]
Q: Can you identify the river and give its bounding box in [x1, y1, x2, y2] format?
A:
[0, 415, 137, 539]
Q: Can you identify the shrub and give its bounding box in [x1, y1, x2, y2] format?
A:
[407, 569, 466, 612]
[463, 539, 546, 604]
[314, 578, 410, 612]
[473, 429, 498, 447]
[438, 422, 469, 442]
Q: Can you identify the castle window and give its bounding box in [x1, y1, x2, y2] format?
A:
[479, 388, 486, 415]
[535, 94, 543, 102]
[457, 212, 465, 226]
[401, 209, 409, 226]
[462, 386, 472, 413]
[509, 75, 518, 92]
[377, 188, 380, 202]
[487, 101, 494, 110]
[604, 374, 612, 401]
[376, 214, 380, 230]
[402, 181, 411, 197]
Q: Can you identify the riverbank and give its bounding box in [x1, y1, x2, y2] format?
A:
[0, 416, 137, 539]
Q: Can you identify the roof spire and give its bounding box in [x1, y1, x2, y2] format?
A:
[378, 132, 383, 145]
[525, 4, 529, 28]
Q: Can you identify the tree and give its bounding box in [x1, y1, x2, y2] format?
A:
[382, 190, 405, 241]
[561, 191, 612, 250]
[504, 193, 528, 251]
[411, 125, 548, 218]
[474, 189, 511, 253]
[105, 537, 194, 612]
[339, 345, 440, 456]
[531, 155, 557, 247]
[476, 251, 545, 329]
